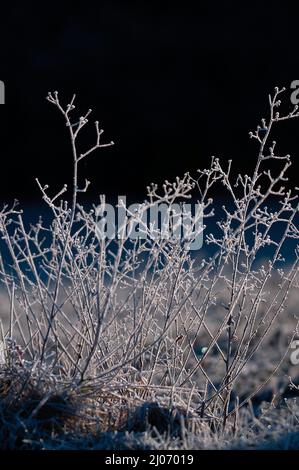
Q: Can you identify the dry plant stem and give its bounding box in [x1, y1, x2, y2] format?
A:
[222, 90, 298, 425]
[40, 92, 114, 365]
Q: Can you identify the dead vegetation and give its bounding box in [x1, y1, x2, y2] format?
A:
[0, 86, 298, 449]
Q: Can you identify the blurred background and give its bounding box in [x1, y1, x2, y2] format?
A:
[0, 1, 298, 207]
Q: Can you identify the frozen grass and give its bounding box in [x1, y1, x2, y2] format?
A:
[0, 86, 298, 449]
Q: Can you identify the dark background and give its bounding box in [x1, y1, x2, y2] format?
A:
[0, 1, 298, 207]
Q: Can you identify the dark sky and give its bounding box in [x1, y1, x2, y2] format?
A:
[0, 1, 298, 205]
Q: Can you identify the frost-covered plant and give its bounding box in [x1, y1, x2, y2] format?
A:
[0, 86, 298, 432]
